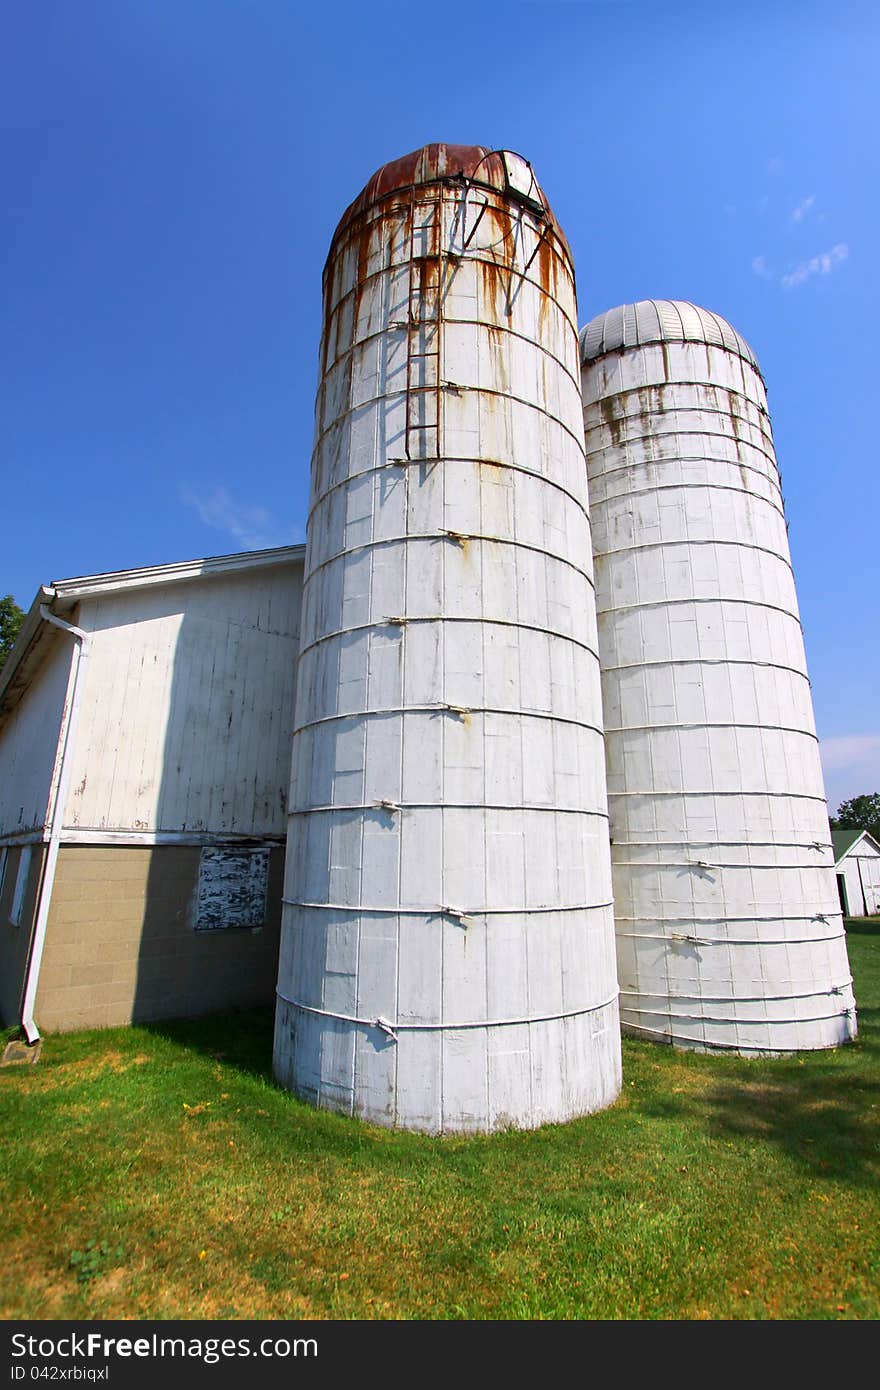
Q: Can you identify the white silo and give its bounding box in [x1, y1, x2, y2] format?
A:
[274, 144, 621, 1130]
[580, 300, 856, 1053]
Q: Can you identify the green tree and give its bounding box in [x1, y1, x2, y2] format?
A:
[832, 793, 880, 842]
[0, 594, 24, 672]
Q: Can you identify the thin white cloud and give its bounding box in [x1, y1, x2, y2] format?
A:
[781, 242, 848, 289]
[791, 194, 816, 223]
[820, 734, 880, 773]
[751, 254, 772, 280]
[821, 734, 880, 815]
[180, 485, 301, 551]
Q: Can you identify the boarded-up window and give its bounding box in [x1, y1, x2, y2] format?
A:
[195, 847, 270, 932]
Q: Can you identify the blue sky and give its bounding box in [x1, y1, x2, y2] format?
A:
[2, 1, 877, 811]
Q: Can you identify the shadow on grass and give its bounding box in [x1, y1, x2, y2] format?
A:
[639, 1000, 879, 1187]
[846, 919, 880, 931]
[701, 1062, 879, 1185]
[138, 1007, 276, 1085]
[631, 925, 880, 1185]
[132, 930, 880, 1185]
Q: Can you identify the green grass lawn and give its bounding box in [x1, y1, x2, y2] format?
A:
[1, 920, 878, 1321]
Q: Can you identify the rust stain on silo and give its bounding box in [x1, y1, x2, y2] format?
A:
[600, 395, 623, 448]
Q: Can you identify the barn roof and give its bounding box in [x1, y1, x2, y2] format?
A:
[832, 827, 880, 863]
[0, 544, 306, 719]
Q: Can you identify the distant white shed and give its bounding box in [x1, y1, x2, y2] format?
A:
[832, 828, 880, 917]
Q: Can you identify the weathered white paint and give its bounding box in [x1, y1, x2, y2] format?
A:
[0, 634, 73, 842]
[837, 834, 880, 917]
[62, 562, 302, 839]
[580, 300, 856, 1053]
[275, 145, 621, 1132]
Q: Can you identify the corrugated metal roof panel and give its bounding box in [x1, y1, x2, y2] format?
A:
[603, 304, 626, 355]
[633, 302, 647, 346]
[655, 301, 682, 345]
[580, 299, 762, 374]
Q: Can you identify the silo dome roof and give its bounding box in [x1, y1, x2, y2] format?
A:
[331, 143, 567, 254]
[579, 300, 761, 374]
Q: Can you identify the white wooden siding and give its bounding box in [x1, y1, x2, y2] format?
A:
[63, 562, 303, 838]
[0, 636, 73, 841]
[841, 838, 880, 916]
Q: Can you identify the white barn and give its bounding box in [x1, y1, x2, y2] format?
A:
[1, 535, 864, 1055]
[0, 546, 304, 1038]
[832, 828, 880, 918]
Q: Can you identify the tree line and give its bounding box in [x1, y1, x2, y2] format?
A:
[0, 594, 24, 672]
[831, 793, 880, 843]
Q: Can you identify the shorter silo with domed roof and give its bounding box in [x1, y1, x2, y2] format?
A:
[580, 299, 856, 1054]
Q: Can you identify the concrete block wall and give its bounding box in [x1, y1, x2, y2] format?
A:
[34, 845, 284, 1032]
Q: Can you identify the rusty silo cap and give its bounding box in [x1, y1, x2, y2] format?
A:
[330, 143, 570, 258]
[579, 300, 762, 376]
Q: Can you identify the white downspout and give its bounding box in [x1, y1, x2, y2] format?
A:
[20, 604, 90, 1044]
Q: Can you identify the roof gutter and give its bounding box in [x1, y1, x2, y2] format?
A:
[20, 601, 90, 1044]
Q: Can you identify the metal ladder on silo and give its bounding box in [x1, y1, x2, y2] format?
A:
[403, 183, 444, 463]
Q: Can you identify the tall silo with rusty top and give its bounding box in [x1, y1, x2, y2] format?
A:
[274, 144, 621, 1131]
[580, 300, 856, 1053]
